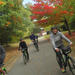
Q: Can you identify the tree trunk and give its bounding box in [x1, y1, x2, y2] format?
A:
[64, 17, 71, 35]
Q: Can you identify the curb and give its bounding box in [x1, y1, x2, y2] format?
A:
[4, 54, 21, 72]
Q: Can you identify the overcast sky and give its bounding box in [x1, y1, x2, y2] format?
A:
[23, 0, 35, 5]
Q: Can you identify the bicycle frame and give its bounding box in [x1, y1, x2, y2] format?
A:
[56, 45, 75, 74]
[59, 45, 72, 68]
[61, 51, 75, 75]
[33, 39, 38, 44]
[33, 39, 39, 51]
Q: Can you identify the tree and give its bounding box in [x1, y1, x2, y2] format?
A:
[30, 0, 74, 35]
[0, 0, 34, 44]
[70, 14, 75, 30]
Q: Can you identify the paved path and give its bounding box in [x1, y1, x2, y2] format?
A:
[8, 41, 72, 75]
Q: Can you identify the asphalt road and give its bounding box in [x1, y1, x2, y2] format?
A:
[8, 41, 72, 75]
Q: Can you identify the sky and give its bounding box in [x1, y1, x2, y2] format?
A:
[23, 0, 35, 5]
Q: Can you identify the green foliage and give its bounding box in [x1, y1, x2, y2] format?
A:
[33, 26, 41, 34]
[0, 0, 34, 45]
[44, 25, 53, 31]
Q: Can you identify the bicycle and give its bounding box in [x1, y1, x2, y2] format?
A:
[0, 64, 7, 75]
[33, 39, 39, 52]
[56, 45, 75, 75]
[22, 49, 28, 64]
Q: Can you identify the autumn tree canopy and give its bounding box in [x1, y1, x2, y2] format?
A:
[30, 0, 74, 27]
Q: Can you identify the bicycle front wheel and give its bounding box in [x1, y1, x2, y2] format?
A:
[0, 72, 5, 75]
[68, 56, 75, 75]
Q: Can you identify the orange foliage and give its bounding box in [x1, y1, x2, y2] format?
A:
[5, 24, 8, 27]
[7, 21, 11, 25]
[5, 21, 11, 27]
[0, 1, 5, 5]
[11, 16, 16, 20]
[17, 16, 22, 23]
[10, 4, 14, 7]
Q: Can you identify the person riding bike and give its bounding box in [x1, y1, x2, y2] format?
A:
[50, 27, 72, 73]
[18, 39, 29, 61]
[30, 32, 38, 44]
[0, 45, 6, 74]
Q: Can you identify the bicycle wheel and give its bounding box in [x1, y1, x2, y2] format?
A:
[1, 73, 4, 75]
[68, 56, 75, 75]
[56, 55, 65, 70]
[23, 52, 27, 64]
[0, 71, 5, 75]
[35, 44, 39, 52]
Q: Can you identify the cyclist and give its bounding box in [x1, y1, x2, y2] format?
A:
[18, 38, 29, 61]
[50, 27, 72, 73]
[0, 45, 6, 74]
[30, 32, 38, 40]
[30, 32, 38, 44]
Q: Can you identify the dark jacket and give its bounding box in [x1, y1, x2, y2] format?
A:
[0, 45, 6, 58]
[30, 34, 36, 40]
[19, 41, 28, 49]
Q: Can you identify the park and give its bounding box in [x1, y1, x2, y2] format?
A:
[0, 0, 75, 75]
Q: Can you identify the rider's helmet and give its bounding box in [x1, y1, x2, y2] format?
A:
[51, 26, 58, 31]
[51, 26, 58, 34]
[20, 38, 23, 41]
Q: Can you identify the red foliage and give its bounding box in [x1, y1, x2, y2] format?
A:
[53, 0, 63, 5]
[70, 11, 74, 16]
[30, 0, 71, 25]
[31, 16, 37, 20]
[33, 11, 45, 16]
[31, 4, 57, 16]
[37, 19, 48, 23]
[59, 3, 63, 6]
[44, 5, 54, 9]
[60, 10, 68, 14]
[65, 32, 75, 39]
[31, 3, 42, 10]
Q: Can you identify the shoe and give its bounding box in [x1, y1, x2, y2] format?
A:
[61, 68, 66, 73]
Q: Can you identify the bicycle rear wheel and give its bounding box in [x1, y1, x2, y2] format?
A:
[68, 56, 75, 75]
[23, 52, 27, 64]
[35, 44, 39, 52]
